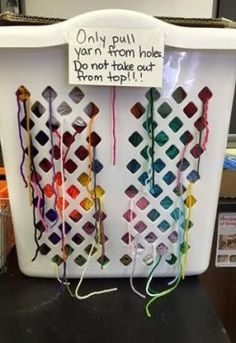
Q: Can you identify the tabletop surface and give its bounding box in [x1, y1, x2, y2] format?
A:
[0, 252, 230, 343]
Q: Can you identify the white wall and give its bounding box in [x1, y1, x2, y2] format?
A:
[25, 0, 214, 19]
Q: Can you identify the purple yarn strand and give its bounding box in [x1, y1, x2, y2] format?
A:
[48, 90, 59, 228]
[17, 95, 28, 187]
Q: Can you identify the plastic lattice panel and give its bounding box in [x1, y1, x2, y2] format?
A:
[17, 83, 212, 276]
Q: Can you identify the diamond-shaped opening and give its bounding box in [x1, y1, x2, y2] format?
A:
[84, 102, 99, 118]
[80, 198, 93, 211]
[64, 159, 77, 174]
[190, 144, 203, 159]
[129, 131, 143, 147]
[155, 131, 169, 146]
[46, 117, 60, 131]
[172, 86, 187, 103]
[86, 131, 101, 147]
[136, 243, 145, 254]
[173, 184, 186, 196]
[120, 254, 132, 266]
[150, 184, 163, 198]
[168, 232, 178, 243]
[138, 172, 149, 186]
[90, 159, 103, 174]
[180, 130, 194, 144]
[143, 118, 158, 132]
[123, 209, 136, 222]
[25, 145, 38, 159]
[125, 185, 139, 199]
[93, 185, 105, 198]
[51, 255, 63, 266]
[181, 219, 193, 230]
[67, 185, 80, 199]
[158, 102, 172, 118]
[97, 255, 110, 267]
[74, 255, 87, 267]
[69, 86, 84, 104]
[48, 232, 61, 245]
[180, 242, 190, 254]
[20, 117, 34, 130]
[169, 117, 183, 132]
[82, 221, 95, 235]
[160, 196, 173, 209]
[35, 131, 49, 146]
[127, 159, 141, 174]
[69, 210, 82, 222]
[42, 86, 57, 102]
[194, 117, 205, 132]
[121, 232, 134, 245]
[153, 158, 166, 172]
[183, 102, 198, 118]
[145, 87, 161, 101]
[46, 209, 57, 222]
[130, 102, 145, 119]
[57, 197, 69, 211]
[158, 220, 170, 232]
[184, 195, 197, 208]
[78, 172, 90, 187]
[134, 220, 147, 233]
[84, 244, 97, 256]
[156, 243, 168, 256]
[177, 158, 190, 171]
[187, 170, 200, 183]
[166, 145, 179, 159]
[49, 145, 60, 160]
[143, 254, 154, 266]
[63, 131, 75, 147]
[136, 197, 149, 210]
[57, 101, 72, 116]
[93, 210, 107, 222]
[198, 87, 213, 102]
[72, 233, 84, 245]
[39, 158, 52, 172]
[140, 145, 153, 160]
[171, 208, 182, 221]
[65, 244, 74, 256]
[58, 222, 72, 234]
[145, 232, 157, 243]
[44, 184, 54, 198]
[72, 116, 87, 133]
[36, 220, 45, 232]
[147, 209, 160, 222]
[39, 244, 51, 255]
[166, 253, 177, 265]
[75, 146, 89, 161]
[163, 171, 176, 185]
[31, 101, 45, 118]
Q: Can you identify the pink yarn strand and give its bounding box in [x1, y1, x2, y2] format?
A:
[111, 86, 117, 165]
[201, 100, 209, 151]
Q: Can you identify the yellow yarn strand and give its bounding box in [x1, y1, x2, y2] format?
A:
[182, 182, 194, 279]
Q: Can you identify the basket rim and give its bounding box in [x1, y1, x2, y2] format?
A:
[0, 9, 235, 49]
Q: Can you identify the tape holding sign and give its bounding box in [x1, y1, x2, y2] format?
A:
[69, 27, 164, 87]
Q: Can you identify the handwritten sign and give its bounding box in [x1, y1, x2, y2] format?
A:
[69, 27, 164, 87]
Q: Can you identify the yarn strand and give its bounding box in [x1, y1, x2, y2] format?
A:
[75, 239, 118, 300]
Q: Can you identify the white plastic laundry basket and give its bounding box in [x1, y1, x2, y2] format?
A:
[0, 9, 235, 278]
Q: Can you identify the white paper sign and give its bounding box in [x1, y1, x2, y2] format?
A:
[216, 212, 236, 267]
[69, 27, 164, 87]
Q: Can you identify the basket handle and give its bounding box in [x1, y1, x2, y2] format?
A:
[0, 9, 235, 49]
